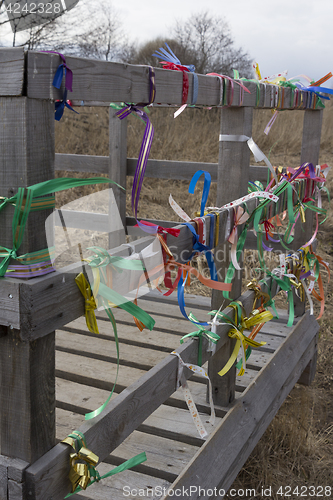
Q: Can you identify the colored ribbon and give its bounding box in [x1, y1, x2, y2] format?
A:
[209, 302, 270, 376]
[152, 42, 196, 110]
[180, 312, 220, 366]
[62, 431, 147, 497]
[228, 206, 250, 271]
[172, 351, 215, 439]
[75, 273, 99, 334]
[116, 103, 155, 234]
[0, 177, 123, 278]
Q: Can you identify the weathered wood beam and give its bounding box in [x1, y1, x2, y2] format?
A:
[0, 48, 25, 96]
[55, 153, 270, 183]
[0, 97, 56, 464]
[26, 51, 312, 109]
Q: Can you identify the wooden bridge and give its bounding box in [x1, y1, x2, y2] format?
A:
[0, 48, 322, 500]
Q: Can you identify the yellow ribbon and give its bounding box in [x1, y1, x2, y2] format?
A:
[75, 273, 99, 334]
[62, 432, 100, 492]
[247, 279, 271, 310]
[213, 303, 272, 377]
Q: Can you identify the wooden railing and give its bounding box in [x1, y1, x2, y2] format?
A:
[0, 47, 323, 500]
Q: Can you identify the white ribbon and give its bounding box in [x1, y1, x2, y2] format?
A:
[172, 351, 215, 439]
[169, 194, 191, 222]
[247, 138, 279, 185]
[207, 190, 279, 211]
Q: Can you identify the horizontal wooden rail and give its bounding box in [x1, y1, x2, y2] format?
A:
[55, 153, 270, 183]
[24, 50, 314, 109]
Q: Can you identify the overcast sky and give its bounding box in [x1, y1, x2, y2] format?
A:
[1, 0, 332, 84]
[116, 0, 332, 83]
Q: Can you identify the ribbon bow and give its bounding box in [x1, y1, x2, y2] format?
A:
[62, 432, 100, 492]
[136, 220, 181, 237]
[62, 431, 147, 497]
[209, 302, 271, 376]
[180, 312, 220, 366]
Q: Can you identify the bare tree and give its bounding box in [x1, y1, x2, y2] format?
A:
[76, 1, 126, 61]
[0, 0, 131, 62]
[172, 11, 252, 77]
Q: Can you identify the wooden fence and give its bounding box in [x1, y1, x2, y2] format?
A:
[0, 47, 323, 499]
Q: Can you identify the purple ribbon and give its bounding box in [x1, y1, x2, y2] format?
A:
[115, 68, 156, 235]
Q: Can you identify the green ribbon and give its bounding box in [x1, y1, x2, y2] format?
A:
[0, 177, 124, 277]
[180, 312, 220, 366]
[64, 430, 147, 498]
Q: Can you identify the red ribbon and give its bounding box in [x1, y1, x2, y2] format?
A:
[136, 220, 181, 237]
[263, 220, 275, 240]
[160, 61, 189, 105]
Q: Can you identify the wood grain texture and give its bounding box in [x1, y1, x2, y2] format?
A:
[163, 313, 319, 499]
[54, 153, 271, 184]
[26, 51, 311, 108]
[8, 480, 24, 500]
[109, 108, 127, 248]
[0, 48, 25, 96]
[0, 97, 56, 465]
[0, 97, 54, 253]
[0, 330, 55, 463]
[210, 106, 253, 406]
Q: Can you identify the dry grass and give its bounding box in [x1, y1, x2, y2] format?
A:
[55, 101, 333, 497]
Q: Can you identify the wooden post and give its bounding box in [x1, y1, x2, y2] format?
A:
[293, 109, 323, 316]
[208, 107, 253, 406]
[108, 108, 127, 249]
[0, 97, 55, 464]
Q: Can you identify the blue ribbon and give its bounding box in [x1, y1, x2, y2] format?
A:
[152, 42, 198, 104]
[55, 89, 79, 121]
[182, 222, 217, 281]
[188, 170, 211, 217]
[177, 272, 210, 326]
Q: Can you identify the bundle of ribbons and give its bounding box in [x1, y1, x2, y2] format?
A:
[1, 50, 330, 467]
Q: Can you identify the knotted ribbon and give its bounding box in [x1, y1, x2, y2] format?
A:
[62, 431, 147, 497]
[209, 302, 270, 376]
[172, 351, 215, 439]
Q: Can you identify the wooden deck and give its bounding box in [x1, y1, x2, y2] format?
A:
[55, 290, 307, 500]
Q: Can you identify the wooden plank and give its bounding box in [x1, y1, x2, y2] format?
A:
[210, 106, 254, 406]
[0, 48, 25, 96]
[109, 108, 127, 248]
[0, 329, 55, 463]
[162, 312, 319, 499]
[297, 331, 318, 386]
[0, 97, 56, 464]
[63, 464, 170, 500]
[27, 52, 221, 106]
[54, 153, 275, 185]
[55, 153, 109, 174]
[0, 279, 20, 330]
[26, 51, 311, 109]
[8, 480, 24, 500]
[24, 283, 267, 499]
[0, 459, 7, 500]
[293, 108, 323, 316]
